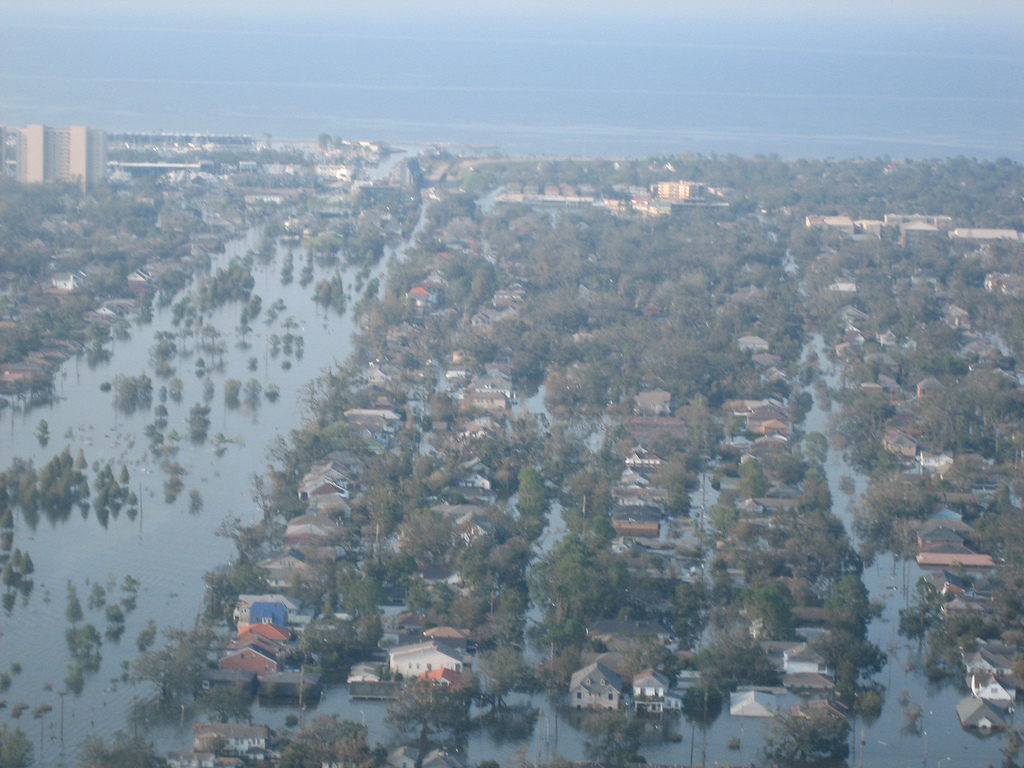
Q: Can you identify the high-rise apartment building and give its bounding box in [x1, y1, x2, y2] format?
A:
[16, 124, 107, 190]
[652, 180, 706, 201]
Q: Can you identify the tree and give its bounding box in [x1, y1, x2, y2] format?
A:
[280, 715, 374, 768]
[670, 580, 710, 650]
[131, 624, 213, 703]
[745, 580, 796, 641]
[479, 646, 539, 709]
[385, 678, 473, 757]
[516, 466, 549, 518]
[0, 724, 32, 768]
[188, 403, 211, 442]
[581, 709, 643, 763]
[898, 577, 944, 648]
[694, 631, 778, 690]
[78, 731, 166, 768]
[762, 708, 850, 768]
[65, 582, 84, 624]
[738, 459, 768, 498]
[195, 683, 252, 723]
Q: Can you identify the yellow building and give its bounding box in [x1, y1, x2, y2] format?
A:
[17, 124, 106, 191]
[652, 180, 706, 200]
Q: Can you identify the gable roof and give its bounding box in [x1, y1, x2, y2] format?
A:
[570, 662, 623, 693]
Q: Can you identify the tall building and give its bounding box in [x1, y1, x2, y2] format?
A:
[16, 124, 107, 190]
[652, 180, 706, 201]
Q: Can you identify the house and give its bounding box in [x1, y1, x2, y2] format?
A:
[942, 304, 971, 330]
[783, 643, 830, 675]
[611, 506, 661, 538]
[950, 228, 1020, 241]
[283, 513, 343, 546]
[197, 669, 258, 695]
[167, 751, 234, 768]
[297, 465, 353, 503]
[419, 667, 474, 690]
[632, 668, 670, 713]
[220, 637, 286, 675]
[883, 430, 919, 460]
[805, 215, 855, 234]
[248, 600, 289, 627]
[783, 672, 835, 693]
[570, 662, 624, 710]
[916, 544, 995, 570]
[624, 447, 663, 468]
[918, 452, 954, 474]
[916, 378, 943, 400]
[389, 640, 470, 677]
[635, 389, 672, 416]
[258, 670, 322, 699]
[964, 641, 1020, 676]
[587, 619, 672, 646]
[730, 689, 780, 717]
[463, 390, 508, 413]
[387, 747, 420, 768]
[828, 280, 858, 293]
[192, 723, 272, 756]
[737, 335, 770, 353]
[957, 696, 1007, 730]
[970, 673, 1017, 707]
[232, 594, 300, 627]
[837, 305, 870, 324]
[421, 750, 465, 768]
[51, 271, 87, 292]
[423, 626, 476, 652]
[259, 550, 317, 590]
[407, 283, 441, 309]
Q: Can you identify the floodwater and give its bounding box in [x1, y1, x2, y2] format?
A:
[0, 201, 413, 761]
[800, 336, 1005, 768]
[0, 220, 1004, 766]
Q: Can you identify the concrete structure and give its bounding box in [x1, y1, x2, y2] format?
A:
[653, 180, 706, 200]
[17, 125, 107, 190]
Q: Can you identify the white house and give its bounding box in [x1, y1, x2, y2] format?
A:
[632, 668, 669, 713]
[730, 690, 780, 718]
[192, 723, 271, 756]
[970, 673, 1016, 707]
[389, 641, 470, 677]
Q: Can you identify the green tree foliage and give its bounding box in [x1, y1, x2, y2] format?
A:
[820, 574, 885, 697]
[78, 731, 167, 768]
[313, 274, 347, 314]
[112, 373, 153, 414]
[745, 580, 796, 641]
[280, 715, 375, 768]
[581, 709, 643, 763]
[0, 724, 32, 768]
[65, 582, 84, 624]
[531, 534, 627, 649]
[479, 646, 540, 709]
[298, 618, 382, 684]
[188, 403, 211, 442]
[195, 258, 254, 312]
[694, 631, 778, 690]
[130, 624, 214, 703]
[669, 581, 710, 650]
[762, 708, 850, 768]
[195, 682, 253, 724]
[385, 679, 474, 757]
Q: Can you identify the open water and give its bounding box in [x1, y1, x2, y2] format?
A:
[1, 1, 1022, 160]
